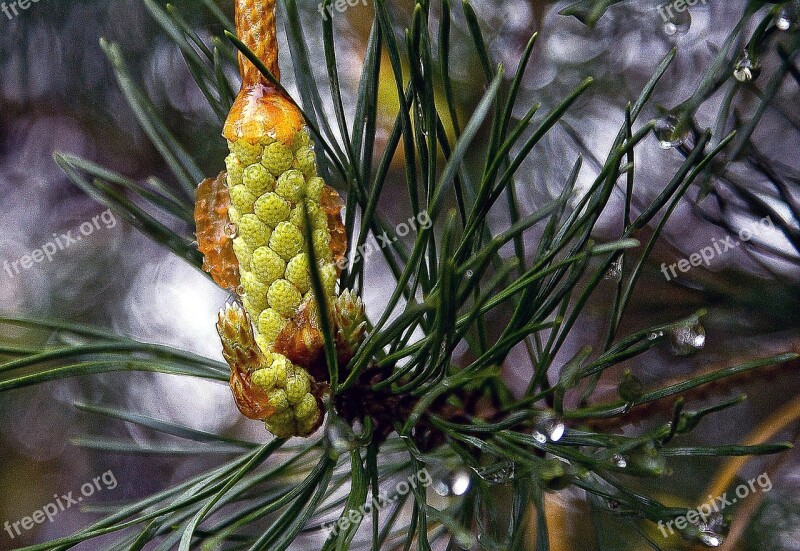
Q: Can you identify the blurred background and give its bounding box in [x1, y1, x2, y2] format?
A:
[0, 0, 798, 549]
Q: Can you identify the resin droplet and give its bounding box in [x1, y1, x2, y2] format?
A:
[654, 115, 690, 150]
[224, 223, 238, 238]
[195, 172, 241, 292]
[663, 9, 691, 37]
[669, 321, 706, 356]
[733, 51, 760, 82]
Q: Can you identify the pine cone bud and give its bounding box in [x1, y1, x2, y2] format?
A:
[333, 289, 367, 363]
[216, 303, 323, 437]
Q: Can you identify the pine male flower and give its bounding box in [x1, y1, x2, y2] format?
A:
[195, 0, 362, 438]
[216, 304, 322, 438]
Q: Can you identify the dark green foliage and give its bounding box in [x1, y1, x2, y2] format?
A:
[2, 1, 799, 549]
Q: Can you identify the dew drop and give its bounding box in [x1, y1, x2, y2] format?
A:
[669, 321, 706, 356]
[451, 469, 471, 496]
[473, 461, 516, 484]
[549, 420, 566, 442]
[663, 9, 691, 37]
[605, 256, 623, 282]
[700, 534, 723, 547]
[612, 454, 627, 468]
[465, 269, 474, 278]
[325, 415, 356, 458]
[686, 512, 728, 548]
[647, 330, 664, 341]
[733, 51, 760, 82]
[654, 115, 690, 150]
[775, 3, 798, 31]
[433, 477, 451, 497]
[236, 284, 245, 296]
[533, 413, 566, 443]
[433, 469, 471, 497]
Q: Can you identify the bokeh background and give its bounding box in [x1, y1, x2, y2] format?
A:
[0, 0, 798, 549]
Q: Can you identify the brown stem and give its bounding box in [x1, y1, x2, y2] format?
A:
[223, 0, 303, 146]
[235, 0, 280, 87]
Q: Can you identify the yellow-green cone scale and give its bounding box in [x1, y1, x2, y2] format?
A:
[226, 129, 336, 438]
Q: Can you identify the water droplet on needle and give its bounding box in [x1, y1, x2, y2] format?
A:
[605, 256, 623, 282]
[669, 321, 705, 356]
[473, 461, 515, 484]
[775, 3, 798, 31]
[663, 9, 692, 37]
[733, 51, 760, 82]
[532, 413, 566, 443]
[654, 115, 690, 150]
